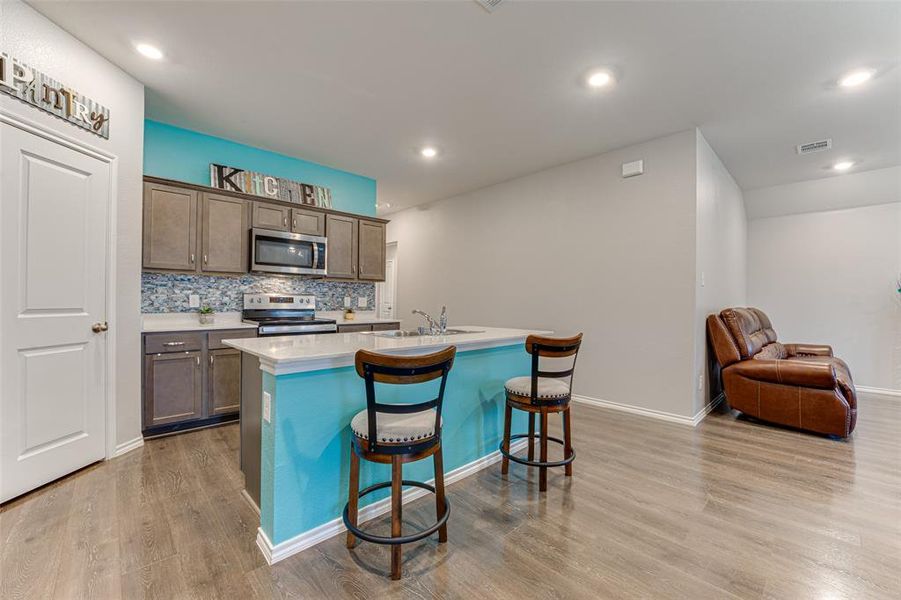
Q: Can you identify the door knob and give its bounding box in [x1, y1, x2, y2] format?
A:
[92, 321, 109, 333]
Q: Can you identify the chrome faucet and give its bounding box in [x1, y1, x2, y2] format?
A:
[412, 307, 448, 335]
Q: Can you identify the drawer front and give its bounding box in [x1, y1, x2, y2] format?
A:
[371, 322, 400, 332]
[208, 329, 257, 350]
[144, 332, 204, 354]
[337, 324, 372, 333]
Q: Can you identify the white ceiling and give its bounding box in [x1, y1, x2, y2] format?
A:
[31, 1, 901, 214]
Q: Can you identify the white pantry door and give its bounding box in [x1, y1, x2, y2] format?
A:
[1, 122, 110, 503]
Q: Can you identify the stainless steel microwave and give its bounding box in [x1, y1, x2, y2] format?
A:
[250, 228, 327, 276]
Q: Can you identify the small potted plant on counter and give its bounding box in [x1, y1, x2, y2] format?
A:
[343, 307, 356, 321]
[199, 305, 215, 325]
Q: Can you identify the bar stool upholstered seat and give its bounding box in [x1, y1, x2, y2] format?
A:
[350, 408, 441, 444]
[504, 376, 570, 401]
[344, 346, 456, 580]
[500, 333, 583, 492]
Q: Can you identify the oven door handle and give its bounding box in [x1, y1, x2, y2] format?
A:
[258, 323, 338, 335]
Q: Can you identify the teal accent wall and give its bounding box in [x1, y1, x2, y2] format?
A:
[260, 344, 529, 545]
[143, 120, 377, 217]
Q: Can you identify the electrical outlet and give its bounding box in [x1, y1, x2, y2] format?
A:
[262, 391, 272, 423]
[343, 296, 351, 308]
[189, 294, 200, 308]
[358, 297, 368, 308]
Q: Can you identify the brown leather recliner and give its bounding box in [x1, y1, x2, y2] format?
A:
[707, 308, 857, 437]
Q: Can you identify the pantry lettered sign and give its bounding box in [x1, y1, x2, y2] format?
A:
[0, 53, 110, 138]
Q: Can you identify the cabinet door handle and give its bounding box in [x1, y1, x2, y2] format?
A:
[283, 216, 288, 227]
[190, 253, 195, 263]
[352, 264, 356, 274]
[163, 341, 185, 347]
[292, 218, 297, 229]
[195, 355, 200, 366]
[210, 355, 214, 365]
[203, 254, 208, 264]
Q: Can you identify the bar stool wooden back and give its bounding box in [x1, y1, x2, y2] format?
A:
[500, 333, 583, 492]
[343, 346, 456, 580]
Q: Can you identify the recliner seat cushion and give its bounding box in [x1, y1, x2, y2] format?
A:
[505, 376, 570, 399]
[351, 407, 440, 443]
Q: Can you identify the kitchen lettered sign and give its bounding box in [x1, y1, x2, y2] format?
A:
[210, 163, 333, 208]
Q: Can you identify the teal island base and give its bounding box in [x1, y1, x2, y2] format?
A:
[256, 343, 531, 563]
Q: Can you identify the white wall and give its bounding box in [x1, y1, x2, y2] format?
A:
[388, 130, 701, 418]
[693, 131, 747, 412]
[1, 0, 146, 447]
[745, 166, 901, 220]
[748, 201, 901, 391]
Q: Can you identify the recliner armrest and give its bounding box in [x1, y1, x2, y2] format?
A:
[728, 359, 837, 390]
[784, 343, 833, 357]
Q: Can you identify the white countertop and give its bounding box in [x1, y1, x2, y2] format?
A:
[224, 326, 546, 374]
[142, 312, 258, 333]
[142, 311, 398, 333]
[318, 311, 401, 325]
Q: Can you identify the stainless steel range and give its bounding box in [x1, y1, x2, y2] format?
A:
[242, 293, 337, 336]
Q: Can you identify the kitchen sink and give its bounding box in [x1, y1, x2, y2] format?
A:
[371, 328, 484, 338]
[373, 330, 424, 337]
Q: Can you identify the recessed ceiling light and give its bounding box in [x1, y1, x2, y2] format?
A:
[376, 202, 391, 209]
[833, 161, 854, 171]
[586, 69, 614, 88]
[839, 69, 874, 88]
[136, 43, 164, 60]
[420, 146, 438, 158]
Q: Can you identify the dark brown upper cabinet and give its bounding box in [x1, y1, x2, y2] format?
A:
[201, 193, 248, 273]
[252, 202, 290, 231]
[357, 220, 386, 281]
[143, 182, 198, 271]
[142, 177, 387, 281]
[325, 214, 358, 279]
[291, 208, 326, 237]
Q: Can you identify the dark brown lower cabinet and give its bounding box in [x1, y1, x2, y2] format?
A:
[209, 349, 241, 416]
[144, 351, 203, 428]
[142, 328, 256, 436]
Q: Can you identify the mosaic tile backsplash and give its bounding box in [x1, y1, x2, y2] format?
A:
[142, 272, 376, 313]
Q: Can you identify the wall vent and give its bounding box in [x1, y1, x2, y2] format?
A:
[797, 138, 832, 155]
[475, 0, 505, 13]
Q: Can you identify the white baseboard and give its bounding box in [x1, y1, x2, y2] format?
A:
[692, 393, 725, 426]
[256, 439, 528, 565]
[857, 386, 901, 400]
[112, 436, 144, 458]
[572, 394, 697, 426]
[241, 489, 261, 515]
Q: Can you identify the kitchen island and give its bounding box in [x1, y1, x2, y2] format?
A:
[224, 326, 543, 564]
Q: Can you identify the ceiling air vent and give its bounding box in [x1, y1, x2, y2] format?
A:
[797, 138, 832, 155]
[475, 0, 505, 13]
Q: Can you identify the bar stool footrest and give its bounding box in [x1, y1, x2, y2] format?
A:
[500, 434, 575, 468]
[343, 480, 450, 545]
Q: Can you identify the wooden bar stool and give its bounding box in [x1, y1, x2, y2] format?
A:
[343, 346, 456, 580]
[500, 333, 583, 492]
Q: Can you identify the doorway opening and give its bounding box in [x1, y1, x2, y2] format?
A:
[376, 241, 398, 320]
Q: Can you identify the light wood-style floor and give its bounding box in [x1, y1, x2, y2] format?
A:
[2, 392, 898, 599]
